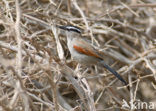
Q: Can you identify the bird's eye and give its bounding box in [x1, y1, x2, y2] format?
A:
[67, 29, 70, 31]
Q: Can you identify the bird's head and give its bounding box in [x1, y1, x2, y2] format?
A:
[58, 25, 82, 33]
[58, 25, 82, 38]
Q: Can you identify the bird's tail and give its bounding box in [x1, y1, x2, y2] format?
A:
[99, 61, 128, 86]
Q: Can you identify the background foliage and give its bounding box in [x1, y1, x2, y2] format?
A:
[0, 0, 156, 111]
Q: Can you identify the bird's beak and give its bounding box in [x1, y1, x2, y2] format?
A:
[56, 25, 67, 30]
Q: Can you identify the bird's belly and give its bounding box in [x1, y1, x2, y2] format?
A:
[71, 50, 99, 65]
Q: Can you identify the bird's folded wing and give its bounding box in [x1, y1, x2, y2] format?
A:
[73, 39, 103, 60]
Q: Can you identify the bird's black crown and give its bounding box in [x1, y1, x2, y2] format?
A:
[58, 25, 81, 33]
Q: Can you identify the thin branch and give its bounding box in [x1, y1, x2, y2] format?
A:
[15, 0, 22, 77]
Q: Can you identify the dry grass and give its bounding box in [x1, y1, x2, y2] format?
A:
[0, 0, 156, 111]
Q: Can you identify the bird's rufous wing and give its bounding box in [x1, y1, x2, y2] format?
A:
[73, 39, 103, 60]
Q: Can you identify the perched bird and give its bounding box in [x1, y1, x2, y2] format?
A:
[58, 25, 128, 86]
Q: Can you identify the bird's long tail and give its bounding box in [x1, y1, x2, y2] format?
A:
[99, 61, 128, 86]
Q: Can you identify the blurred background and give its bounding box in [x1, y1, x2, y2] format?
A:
[0, 0, 156, 111]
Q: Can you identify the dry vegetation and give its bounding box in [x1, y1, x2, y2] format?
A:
[0, 0, 156, 111]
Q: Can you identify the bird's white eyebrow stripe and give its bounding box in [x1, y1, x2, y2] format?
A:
[67, 26, 81, 33]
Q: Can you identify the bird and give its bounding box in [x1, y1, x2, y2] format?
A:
[58, 25, 128, 86]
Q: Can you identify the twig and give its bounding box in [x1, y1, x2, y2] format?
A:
[60, 64, 96, 111]
[15, 0, 22, 77]
[72, 0, 100, 47]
